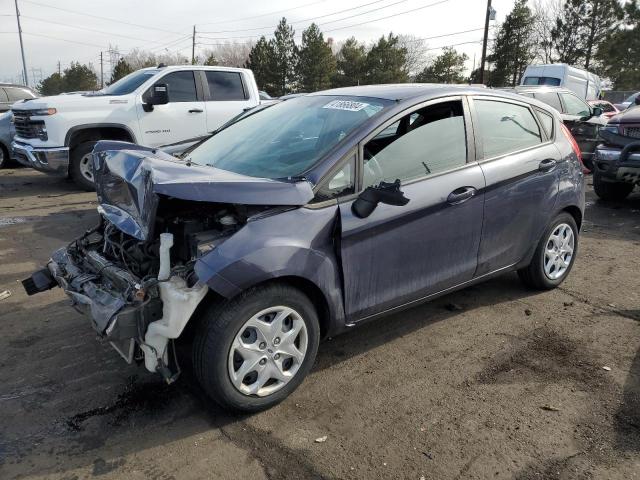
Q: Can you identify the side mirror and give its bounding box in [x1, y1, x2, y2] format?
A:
[591, 106, 603, 117]
[352, 179, 409, 219]
[143, 84, 169, 112]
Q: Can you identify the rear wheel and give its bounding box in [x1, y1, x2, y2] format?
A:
[593, 170, 633, 201]
[518, 213, 578, 290]
[70, 141, 98, 191]
[193, 283, 320, 412]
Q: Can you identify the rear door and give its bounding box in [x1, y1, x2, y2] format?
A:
[201, 70, 255, 132]
[470, 97, 561, 276]
[338, 97, 485, 321]
[136, 70, 207, 146]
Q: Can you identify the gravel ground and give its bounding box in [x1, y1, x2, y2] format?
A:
[0, 168, 639, 480]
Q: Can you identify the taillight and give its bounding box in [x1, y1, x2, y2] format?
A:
[561, 123, 588, 173]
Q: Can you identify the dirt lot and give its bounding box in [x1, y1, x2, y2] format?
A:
[0, 168, 639, 480]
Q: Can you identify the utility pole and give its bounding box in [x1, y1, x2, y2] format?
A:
[192, 25, 196, 64]
[100, 51, 104, 88]
[14, 0, 28, 86]
[479, 0, 492, 85]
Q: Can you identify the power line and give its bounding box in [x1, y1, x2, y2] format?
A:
[21, 15, 178, 44]
[426, 39, 483, 51]
[324, 0, 449, 32]
[20, 0, 183, 35]
[22, 31, 110, 49]
[198, 0, 327, 26]
[199, 0, 396, 34]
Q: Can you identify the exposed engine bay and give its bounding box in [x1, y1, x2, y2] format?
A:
[31, 198, 271, 383]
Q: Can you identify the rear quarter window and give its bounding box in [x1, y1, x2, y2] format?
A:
[474, 99, 542, 159]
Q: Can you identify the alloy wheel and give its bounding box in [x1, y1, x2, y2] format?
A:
[543, 223, 575, 280]
[228, 306, 308, 397]
[78, 153, 94, 183]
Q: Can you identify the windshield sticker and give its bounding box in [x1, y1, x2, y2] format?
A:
[323, 100, 370, 112]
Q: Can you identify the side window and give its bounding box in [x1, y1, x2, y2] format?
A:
[6, 87, 34, 101]
[157, 71, 197, 102]
[560, 93, 590, 117]
[205, 71, 246, 100]
[362, 100, 467, 188]
[533, 92, 562, 112]
[535, 109, 554, 138]
[313, 155, 355, 202]
[474, 100, 542, 159]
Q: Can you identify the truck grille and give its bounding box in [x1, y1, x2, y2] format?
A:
[11, 110, 43, 139]
[623, 126, 640, 139]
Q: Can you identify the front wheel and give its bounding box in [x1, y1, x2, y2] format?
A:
[593, 170, 633, 201]
[193, 284, 320, 412]
[70, 141, 98, 191]
[518, 213, 579, 290]
[0, 144, 9, 169]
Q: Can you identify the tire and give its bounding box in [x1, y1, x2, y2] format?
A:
[518, 212, 579, 290]
[0, 144, 9, 169]
[593, 170, 633, 201]
[70, 141, 98, 191]
[192, 283, 320, 412]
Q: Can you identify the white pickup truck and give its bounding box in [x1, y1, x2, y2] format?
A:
[11, 65, 260, 189]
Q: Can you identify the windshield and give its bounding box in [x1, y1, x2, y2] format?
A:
[100, 69, 158, 96]
[187, 95, 392, 179]
[523, 76, 561, 86]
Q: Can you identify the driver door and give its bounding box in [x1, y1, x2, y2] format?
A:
[338, 98, 485, 321]
[136, 70, 207, 146]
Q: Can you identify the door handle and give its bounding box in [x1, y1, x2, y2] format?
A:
[447, 186, 477, 205]
[188, 108, 204, 113]
[538, 158, 557, 172]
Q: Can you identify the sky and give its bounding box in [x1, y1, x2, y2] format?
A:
[0, 0, 517, 86]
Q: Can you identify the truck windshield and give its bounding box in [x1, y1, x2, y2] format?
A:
[187, 95, 393, 179]
[523, 76, 561, 86]
[100, 69, 158, 96]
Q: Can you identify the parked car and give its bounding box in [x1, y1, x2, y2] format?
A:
[0, 110, 16, 168]
[592, 97, 640, 200]
[24, 85, 585, 412]
[11, 65, 260, 190]
[588, 100, 620, 120]
[614, 91, 640, 111]
[514, 86, 607, 169]
[0, 83, 37, 112]
[520, 64, 601, 100]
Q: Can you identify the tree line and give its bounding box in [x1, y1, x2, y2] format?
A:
[37, 0, 640, 97]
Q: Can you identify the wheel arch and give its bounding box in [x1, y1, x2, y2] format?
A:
[562, 205, 582, 231]
[65, 124, 136, 149]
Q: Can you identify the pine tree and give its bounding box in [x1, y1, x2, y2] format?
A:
[38, 72, 65, 96]
[109, 58, 133, 84]
[245, 36, 277, 95]
[364, 33, 408, 84]
[203, 53, 218, 66]
[297, 23, 336, 92]
[332, 37, 367, 87]
[63, 62, 99, 92]
[596, 0, 640, 89]
[270, 18, 298, 95]
[415, 47, 468, 84]
[489, 0, 536, 87]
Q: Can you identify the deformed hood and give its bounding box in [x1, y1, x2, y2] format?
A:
[92, 141, 314, 240]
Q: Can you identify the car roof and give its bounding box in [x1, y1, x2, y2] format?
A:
[0, 83, 33, 90]
[513, 85, 575, 95]
[139, 65, 251, 74]
[308, 83, 532, 104]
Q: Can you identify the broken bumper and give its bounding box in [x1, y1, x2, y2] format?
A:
[11, 141, 69, 175]
[24, 247, 163, 362]
[593, 142, 640, 184]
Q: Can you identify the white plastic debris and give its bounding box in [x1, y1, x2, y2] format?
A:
[0, 290, 11, 301]
[314, 436, 327, 443]
[602, 366, 611, 371]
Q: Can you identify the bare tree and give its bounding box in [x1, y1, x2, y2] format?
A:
[531, 0, 562, 63]
[124, 48, 189, 70]
[201, 41, 254, 67]
[398, 34, 430, 78]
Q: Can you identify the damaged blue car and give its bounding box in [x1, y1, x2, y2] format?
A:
[24, 85, 585, 411]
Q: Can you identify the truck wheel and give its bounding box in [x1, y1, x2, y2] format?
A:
[193, 283, 320, 412]
[593, 170, 633, 201]
[0, 144, 9, 169]
[70, 141, 98, 191]
[518, 212, 578, 290]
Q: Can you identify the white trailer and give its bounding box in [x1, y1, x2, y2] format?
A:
[521, 64, 601, 100]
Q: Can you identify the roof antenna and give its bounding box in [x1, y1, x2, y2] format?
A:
[158, 63, 167, 68]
